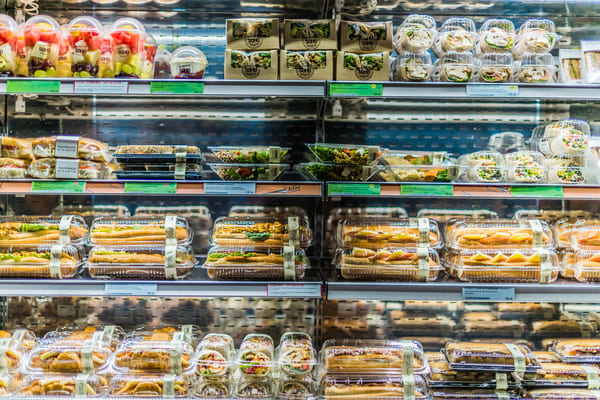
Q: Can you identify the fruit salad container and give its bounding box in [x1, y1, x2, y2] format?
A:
[170, 46, 207, 79]
[0, 15, 18, 76]
[109, 17, 146, 78]
[446, 219, 554, 249]
[0, 244, 83, 278]
[21, 15, 61, 77]
[209, 146, 290, 164]
[67, 16, 103, 78]
[477, 18, 515, 54]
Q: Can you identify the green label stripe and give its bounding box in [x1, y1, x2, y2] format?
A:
[328, 183, 380, 195]
[124, 182, 177, 194]
[7, 80, 60, 93]
[31, 181, 85, 193]
[401, 184, 454, 196]
[150, 81, 204, 94]
[330, 83, 382, 96]
[510, 186, 564, 198]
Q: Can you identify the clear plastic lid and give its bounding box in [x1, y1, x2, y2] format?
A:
[379, 164, 459, 183]
[381, 150, 451, 166]
[448, 219, 553, 249]
[241, 333, 274, 355]
[278, 374, 314, 400]
[23, 15, 61, 42]
[280, 332, 313, 351]
[336, 247, 442, 282]
[568, 227, 600, 251]
[199, 333, 235, 357]
[518, 53, 556, 83]
[394, 15, 436, 53]
[126, 325, 202, 347]
[465, 161, 505, 183]
[194, 376, 231, 399]
[195, 347, 231, 377]
[236, 348, 274, 377]
[553, 339, 600, 363]
[508, 160, 545, 183]
[445, 342, 540, 372]
[28, 340, 111, 373]
[573, 250, 600, 282]
[437, 18, 477, 53]
[113, 338, 194, 374]
[525, 389, 600, 399]
[459, 151, 504, 167]
[533, 351, 561, 363]
[89, 216, 192, 246]
[235, 376, 273, 399]
[478, 53, 515, 83]
[110, 17, 146, 35]
[433, 388, 520, 400]
[401, 14, 436, 30]
[307, 143, 383, 166]
[208, 163, 289, 181]
[67, 16, 103, 74]
[391, 52, 431, 82]
[27, 158, 106, 180]
[0, 14, 17, 38]
[435, 51, 475, 82]
[0, 244, 83, 279]
[321, 374, 429, 399]
[86, 245, 195, 280]
[547, 162, 586, 184]
[32, 136, 109, 163]
[320, 339, 429, 375]
[209, 146, 291, 164]
[169, 46, 207, 79]
[417, 209, 498, 224]
[18, 374, 109, 397]
[299, 162, 377, 182]
[109, 374, 188, 397]
[448, 248, 559, 283]
[556, 217, 592, 248]
[430, 360, 518, 387]
[52, 204, 130, 220]
[523, 362, 600, 386]
[544, 119, 591, 138]
[204, 246, 308, 281]
[212, 216, 312, 249]
[478, 19, 515, 53]
[337, 217, 442, 250]
[517, 18, 559, 54]
[0, 215, 88, 247]
[279, 346, 317, 376]
[495, 302, 558, 317]
[44, 325, 124, 349]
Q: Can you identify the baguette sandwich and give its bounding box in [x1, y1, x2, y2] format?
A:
[340, 223, 438, 249]
[0, 219, 87, 246]
[445, 342, 535, 366]
[0, 137, 34, 161]
[212, 218, 310, 247]
[325, 346, 422, 371]
[28, 158, 104, 179]
[114, 341, 192, 372]
[0, 248, 79, 278]
[205, 248, 306, 280]
[89, 219, 189, 246]
[0, 157, 30, 178]
[112, 377, 187, 396]
[32, 137, 109, 162]
[20, 376, 108, 396]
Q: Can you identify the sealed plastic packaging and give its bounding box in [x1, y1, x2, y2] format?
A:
[430, 360, 518, 387]
[195, 346, 231, 377]
[335, 247, 442, 281]
[28, 158, 106, 179]
[28, 340, 111, 373]
[444, 342, 540, 372]
[235, 376, 274, 399]
[18, 374, 108, 397]
[553, 339, 600, 362]
[280, 332, 313, 352]
[534, 351, 561, 363]
[508, 161, 545, 183]
[516, 19, 559, 54]
[435, 51, 475, 82]
[279, 345, 317, 376]
[199, 333, 234, 357]
[52, 204, 131, 224]
[518, 53, 556, 83]
[208, 163, 289, 181]
[568, 226, 600, 251]
[389, 311, 455, 336]
[433, 388, 521, 400]
[109, 374, 188, 397]
[379, 164, 459, 182]
[236, 349, 274, 377]
[321, 374, 429, 399]
[0, 329, 36, 350]
[495, 303, 559, 320]
[464, 160, 505, 183]
[447, 219, 553, 249]
[66, 16, 103, 78]
[0, 158, 29, 178]
[381, 150, 452, 167]
[478, 53, 515, 83]
[532, 319, 594, 338]
[571, 250, 600, 282]
[89, 216, 192, 246]
[240, 333, 275, 356]
[540, 120, 590, 154]
[581, 40, 600, 83]
[391, 52, 433, 82]
[299, 162, 376, 182]
[0, 215, 88, 247]
[523, 363, 600, 387]
[126, 325, 202, 347]
[478, 19, 515, 54]
[0, 15, 17, 77]
[113, 339, 194, 374]
[86, 245, 195, 280]
[170, 46, 207, 79]
[109, 18, 146, 78]
[435, 18, 477, 55]
[114, 164, 203, 180]
[320, 339, 429, 375]
[394, 14, 436, 53]
[209, 146, 290, 164]
[560, 49, 582, 83]
[204, 246, 308, 280]
[194, 376, 231, 399]
[460, 151, 504, 167]
[44, 325, 124, 350]
[0, 137, 33, 160]
[212, 216, 312, 249]
[524, 389, 600, 399]
[307, 143, 383, 166]
[21, 15, 61, 77]
[113, 145, 202, 164]
[0, 244, 82, 278]
[278, 374, 315, 399]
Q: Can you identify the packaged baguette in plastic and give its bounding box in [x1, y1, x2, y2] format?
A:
[531, 319, 595, 338]
[432, 388, 521, 400]
[0, 244, 82, 278]
[525, 389, 600, 400]
[447, 219, 553, 249]
[113, 338, 194, 374]
[89, 216, 191, 246]
[0, 215, 88, 247]
[126, 325, 202, 347]
[321, 374, 429, 400]
[113, 144, 201, 164]
[110, 374, 188, 398]
[43, 325, 124, 350]
[0, 137, 33, 160]
[434, 17, 477, 56]
[523, 362, 600, 387]
[18, 374, 109, 397]
[0, 158, 29, 178]
[553, 339, 600, 362]
[444, 342, 540, 372]
[32, 136, 109, 162]
[28, 339, 111, 373]
[430, 360, 518, 387]
[27, 158, 106, 179]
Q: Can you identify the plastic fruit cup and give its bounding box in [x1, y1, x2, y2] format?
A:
[110, 17, 146, 78]
[170, 46, 207, 79]
[22, 15, 61, 77]
[67, 16, 103, 78]
[0, 15, 18, 76]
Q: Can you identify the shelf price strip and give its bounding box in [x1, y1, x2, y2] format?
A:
[330, 83, 382, 97]
[31, 181, 86, 193]
[466, 84, 519, 98]
[123, 182, 177, 194]
[400, 184, 453, 196]
[462, 287, 515, 301]
[204, 182, 256, 195]
[7, 80, 60, 94]
[150, 81, 204, 94]
[105, 283, 158, 296]
[328, 183, 381, 196]
[510, 186, 563, 198]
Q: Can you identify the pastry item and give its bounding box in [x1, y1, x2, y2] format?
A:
[338, 217, 440, 249]
[19, 374, 108, 396]
[448, 219, 553, 249]
[31, 136, 109, 162]
[89, 216, 191, 246]
[0, 216, 87, 247]
[445, 342, 537, 369]
[113, 339, 193, 373]
[426, 352, 446, 362]
[212, 216, 311, 248]
[111, 375, 187, 397]
[322, 375, 426, 399]
[0, 158, 29, 178]
[28, 341, 110, 373]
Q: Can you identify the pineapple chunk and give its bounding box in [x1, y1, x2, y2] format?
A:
[506, 253, 527, 263]
[510, 233, 532, 243]
[527, 253, 541, 264]
[471, 253, 493, 262]
[352, 248, 376, 257]
[491, 253, 508, 263]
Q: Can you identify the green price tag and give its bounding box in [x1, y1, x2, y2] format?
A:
[328, 183, 381, 196]
[330, 83, 382, 97]
[124, 182, 177, 194]
[150, 81, 204, 94]
[510, 186, 564, 198]
[401, 184, 454, 196]
[31, 181, 86, 193]
[7, 80, 60, 94]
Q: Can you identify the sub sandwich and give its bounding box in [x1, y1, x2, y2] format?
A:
[0, 247, 79, 278]
[89, 218, 190, 246]
[114, 340, 193, 372]
[0, 158, 30, 178]
[212, 217, 310, 248]
[112, 377, 187, 397]
[28, 158, 104, 179]
[32, 136, 109, 162]
[445, 342, 535, 367]
[0, 137, 34, 161]
[0, 217, 87, 246]
[20, 376, 108, 396]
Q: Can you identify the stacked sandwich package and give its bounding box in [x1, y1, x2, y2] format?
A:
[567, 216, 600, 282]
[282, 19, 336, 80]
[207, 145, 291, 182]
[85, 215, 196, 280]
[112, 144, 203, 180]
[338, 20, 392, 81]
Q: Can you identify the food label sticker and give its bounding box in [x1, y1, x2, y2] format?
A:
[432, 152, 444, 166]
[181, 325, 193, 343]
[174, 162, 186, 180]
[172, 332, 185, 342]
[55, 135, 80, 158]
[447, 302, 458, 312]
[539, 251, 552, 284]
[529, 220, 544, 247]
[163, 375, 175, 399]
[495, 391, 510, 400]
[539, 138, 551, 155]
[49, 245, 63, 279]
[11, 329, 25, 344]
[82, 340, 94, 374]
[504, 343, 526, 373]
[55, 158, 80, 179]
[0, 339, 9, 373]
[169, 343, 182, 375]
[149, 81, 204, 95]
[91, 331, 104, 343]
[268, 165, 280, 180]
[288, 216, 300, 248]
[73, 80, 129, 94]
[367, 146, 379, 163]
[402, 374, 415, 400]
[283, 245, 295, 281]
[75, 374, 88, 397]
[59, 215, 74, 245]
[463, 287, 515, 301]
[417, 247, 430, 282]
[165, 215, 177, 247]
[582, 366, 600, 389]
[164, 245, 177, 280]
[204, 182, 256, 195]
[511, 320, 522, 338]
[466, 84, 518, 98]
[102, 326, 115, 344]
[400, 341, 414, 375]
[418, 218, 430, 247]
[175, 152, 187, 164]
[269, 146, 281, 163]
[495, 373, 508, 390]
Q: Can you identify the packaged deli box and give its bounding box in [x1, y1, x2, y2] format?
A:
[225, 49, 278, 80]
[226, 18, 280, 51]
[280, 50, 334, 80]
[336, 51, 390, 81]
[340, 21, 393, 53]
[284, 19, 336, 50]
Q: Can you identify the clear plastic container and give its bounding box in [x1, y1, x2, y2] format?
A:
[279, 346, 316, 376]
[199, 333, 235, 358]
[0, 244, 82, 278]
[573, 250, 600, 282]
[307, 143, 383, 166]
[280, 332, 313, 352]
[568, 226, 600, 251]
[208, 163, 289, 181]
[523, 362, 600, 387]
[109, 18, 146, 78]
[465, 160, 505, 183]
[212, 216, 312, 249]
[235, 376, 274, 399]
[435, 17, 477, 54]
[433, 388, 521, 400]
[448, 248, 559, 283]
[378, 164, 460, 182]
[299, 162, 377, 182]
[241, 333, 275, 356]
[435, 51, 475, 82]
[44, 325, 124, 350]
[459, 151, 504, 167]
[495, 302, 559, 320]
[508, 160, 545, 183]
[445, 342, 540, 372]
[126, 325, 202, 347]
[278, 374, 315, 399]
[516, 209, 593, 223]
[0, 137, 33, 161]
[32, 136, 109, 162]
[195, 347, 231, 377]
[109, 374, 188, 397]
[391, 53, 434, 82]
[516, 18, 559, 54]
[426, 352, 446, 362]
[321, 374, 429, 399]
[447, 219, 553, 249]
[430, 360, 518, 387]
[337, 217, 442, 250]
[28, 340, 111, 373]
[553, 339, 600, 362]
[462, 320, 524, 338]
[381, 150, 451, 166]
[0, 15, 18, 76]
[22, 15, 61, 77]
[518, 53, 556, 83]
[0, 215, 88, 247]
[86, 245, 195, 280]
[320, 339, 429, 375]
[18, 374, 109, 397]
[417, 209, 499, 224]
[525, 389, 600, 399]
[478, 53, 515, 83]
[394, 14, 437, 53]
[113, 339, 194, 374]
[335, 247, 441, 281]
[170, 46, 207, 79]
[113, 145, 202, 164]
[478, 19, 515, 54]
[66, 16, 103, 78]
[340, 21, 392, 53]
[227, 18, 278, 48]
[204, 246, 308, 281]
[0, 329, 36, 351]
[540, 120, 590, 155]
[209, 146, 290, 164]
[194, 377, 231, 399]
[547, 161, 586, 185]
[27, 158, 106, 179]
[533, 351, 561, 363]
[0, 157, 28, 179]
[389, 311, 455, 336]
[89, 216, 192, 246]
[236, 349, 274, 377]
[505, 151, 544, 166]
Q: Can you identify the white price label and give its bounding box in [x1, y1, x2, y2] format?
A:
[267, 283, 321, 297]
[55, 136, 79, 158]
[204, 182, 256, 195]
[467, 84, 519, 97]
[105, 283, 158, 296]
[55, 158, 80, 179]
[74, 80, 129, 94]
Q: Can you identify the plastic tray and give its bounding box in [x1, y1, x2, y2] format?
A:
[569, 226, 600, 251]
[125, 325, 202, 347]
[212, 216, 312, 249]
[572, 250, 600, 282]
[518, 53, 556, 83]
[321, 374, 429, 400]
[89, 216, 192, 246]
[299, 162, 377, 182]
[553, 339, 600, 363]
[0, 244, 82, 278]
[444, 342, 541, 372]
[516, 18, 559, 54]
[436, 18, 477, 54]
[32, 136, 109, 163]
[523, 363, 600, 387]
[447, 219, 553, 249]
[389, 311, 455, 336]
[113, 338, 194, 374]
[381, 150, 451, 167]
[432, 388, 521, 400]
[208, 163, 289, 181]
[28, 340, 111, 373]
[209, 146, 290, 164]
[109, 374, 188, 397]
[335, 247, 441, 282]
[52, 204, 130, 224]
[86, 245, 195, 280]
[204, 246, 308, 281]
[524, 389, 600, 399]
[113, 145, 202, 164]
[18, 374, 109, 397]
[0, 215, 88, 247]
[378, 164, 459, 182]
[430, 360, 518, 388]
[307, 143, 383, 166]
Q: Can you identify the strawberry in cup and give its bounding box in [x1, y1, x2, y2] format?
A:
[110, 18, 146, 78]
[0, 15, 18, 76]
[22, 15, 61, 77]
[67, 16, 103, 78]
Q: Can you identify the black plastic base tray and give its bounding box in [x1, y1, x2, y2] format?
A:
[114, 171, 204, 179]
